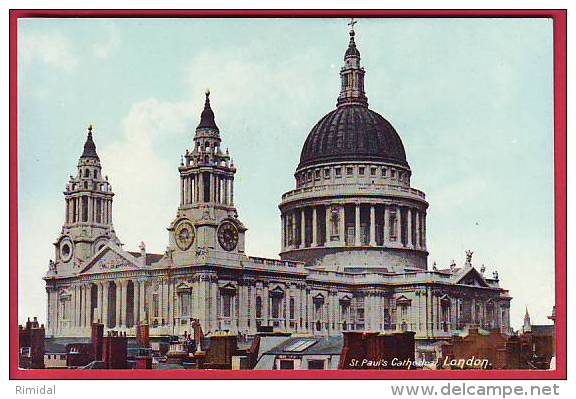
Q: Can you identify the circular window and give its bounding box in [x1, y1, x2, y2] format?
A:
[60, 239, 73, 262]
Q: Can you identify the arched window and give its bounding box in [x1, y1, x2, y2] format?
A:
[84, 169, 89, 178]
[93, 169, 98, 179]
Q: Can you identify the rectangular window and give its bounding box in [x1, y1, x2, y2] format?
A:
[346, 167, 354, 176]
[180, 292, 191, 317]
[382, 168, 387, 177]
[96, 198, 102, 223]
[152, 293, 159, 318]
[62, 299, 70, 320]
[357, 307, 364, 320]
[308, 360, 325, 370]
[203, 173, 211, 202]
[223, 294, 231, 318]
[391, 169, 396, 178]
[371, 167, 377, 176]
[315, 170, 321, 180]
[359, 167, 365, 175]
[81, 196, 88, 222]
[271, 296, 281, 319]
[279, 360, 295, 370]
[324, 169, 330, 178]
[289, 297, 295, 320]
[335, 168, 342, 177]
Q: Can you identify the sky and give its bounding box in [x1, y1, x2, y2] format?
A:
[17, 17, 555, 330]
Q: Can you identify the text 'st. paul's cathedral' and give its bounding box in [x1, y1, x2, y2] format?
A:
[44, 25, 511, 356]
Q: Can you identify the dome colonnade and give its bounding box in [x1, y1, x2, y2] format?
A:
[279, 26, 429, 270]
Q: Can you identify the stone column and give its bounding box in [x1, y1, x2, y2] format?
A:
[210, 279, 218, 331]
[300, 208, 306, 248]
[249, 283, 257, 334]
[280, 214, 285, 251]
[97, 282, 104, 324]
[369, 205, 376, 246]
[161, 279, 169, 326]
[88, 196, 93, 223]
[407, 208, 413, 248]
[84, 284, 91, 326]
[291, 211, 297, 250]
[139, 281, 146, 323]
[414, 209, 420, 249]
[133, 281, 140, 325]
[65, 199, 69, 224]
[354, 203, 361, 246]
[115, 281, 122, 328]
[121, 280, 128, 327]
[422, 212, 427, 249]
[295, 287, 302, 331]
[73, 285, 79, 329]
[325, 206, 331, 246]
[198, 173, 204, 203]
[262, 286, 269, 326]
[395, 206, 401, 245]
[102, 282, 109, 328]
[78, 196, 83, 223]
[311, 207, 318, 247]
[339, 205, 345, 244]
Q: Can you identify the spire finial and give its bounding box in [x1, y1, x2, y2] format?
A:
[81, 124, 99, 159]
[196, 89, 219, 132]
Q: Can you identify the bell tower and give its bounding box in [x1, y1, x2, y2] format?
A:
[50, 126, 121, 276]
[168, 91, 246, 262]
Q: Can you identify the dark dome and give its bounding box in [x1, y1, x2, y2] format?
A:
[298, 105, 409, 170]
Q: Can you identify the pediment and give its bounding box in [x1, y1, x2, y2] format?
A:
[176, 281, 193, 291]
[396, 295, 411, 305]
[454, 267, 489, 288]
[79, 244, 140, 274]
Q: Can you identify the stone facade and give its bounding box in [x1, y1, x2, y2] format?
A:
[44, 25, 512, 353]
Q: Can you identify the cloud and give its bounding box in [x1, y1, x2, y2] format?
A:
[92, 24, 121, 59]
[19, 30, 79, 72]
[99, 98, 197, 254]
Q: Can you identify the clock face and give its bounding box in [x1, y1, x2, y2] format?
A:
[218, 221, 239, 252]
[175, 221, 195, 251]
[60, 238, 73, 262]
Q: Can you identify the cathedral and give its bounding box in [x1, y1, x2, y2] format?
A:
[44, 25, 512, 356]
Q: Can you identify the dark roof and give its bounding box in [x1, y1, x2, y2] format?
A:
[196, 91, 219, 131]
[127, 251, 163, 265]
[266, 336, 343, 356]
[298, 105, 408, 170]
[45, 337, 91, 354]
[531, 325, 555, 336]
[81, 130, 99, 160]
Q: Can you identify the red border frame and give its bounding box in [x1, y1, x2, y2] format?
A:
[9, 9, 567, 380]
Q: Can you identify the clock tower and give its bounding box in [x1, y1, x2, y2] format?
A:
[51, 126, 121, 276]
[168, 91, 247, 263]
